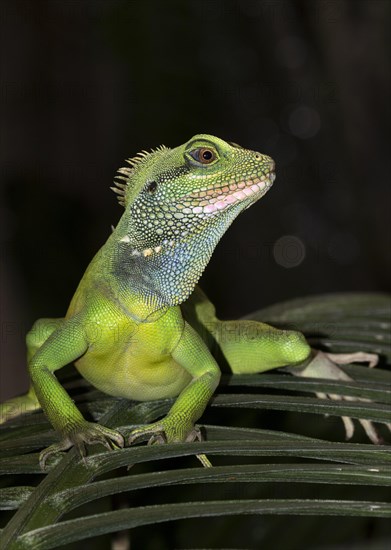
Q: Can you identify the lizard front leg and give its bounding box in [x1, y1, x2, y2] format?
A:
[128, 321, 221, 466]
[27, 315, 124, 469]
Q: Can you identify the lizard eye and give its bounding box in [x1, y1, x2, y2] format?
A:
[189, 147, 217, 164]
[145, 180, 157, 194]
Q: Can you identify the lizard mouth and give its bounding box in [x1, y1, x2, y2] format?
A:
[180, 172, 276, 215]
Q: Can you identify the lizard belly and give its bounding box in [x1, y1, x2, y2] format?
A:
[74, 347, 192, 401]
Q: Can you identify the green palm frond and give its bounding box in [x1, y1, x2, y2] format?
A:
[0, 293, 390, 549]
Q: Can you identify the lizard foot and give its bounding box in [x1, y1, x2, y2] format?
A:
[39, 421, 124, 470]
[289, 350, 390, 444]
[128, 417, 212, 468]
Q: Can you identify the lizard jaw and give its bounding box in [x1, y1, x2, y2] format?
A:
[184, 173, 276, 216]
[118, 173, 276, 258]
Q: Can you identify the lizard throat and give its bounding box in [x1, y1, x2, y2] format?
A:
[118, 172, 276, 259]
[111, 170, 275, 310]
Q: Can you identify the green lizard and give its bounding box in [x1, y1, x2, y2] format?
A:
[0, 134, 386, 469]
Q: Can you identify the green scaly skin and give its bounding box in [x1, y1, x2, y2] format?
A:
[0, 135, 386, 469]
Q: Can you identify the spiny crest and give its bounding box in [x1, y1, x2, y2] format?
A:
[110, 144, 170, 207]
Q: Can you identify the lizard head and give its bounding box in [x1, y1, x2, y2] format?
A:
[113, 134, 275, 242]
[112, 135, 275, 308]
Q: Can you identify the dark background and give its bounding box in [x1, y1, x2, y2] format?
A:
[0, 1, 389, 404]
[0, 2, 390, 549]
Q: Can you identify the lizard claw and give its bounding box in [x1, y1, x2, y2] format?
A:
[128, 415, 194, 445]
[314, 390, 385, 444]
[290, 350, 389, 444]
[128, 419, 212, 467]
[325, 351, 379, 368]
[39, 422, 124, 470]
[145, 426, 202, 446]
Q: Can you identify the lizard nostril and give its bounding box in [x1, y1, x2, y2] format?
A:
[254, 153, 275, 172]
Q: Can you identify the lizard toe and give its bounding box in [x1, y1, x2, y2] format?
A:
[39, 438, 73, 470]
[39, 422, 124, 470]
[292, 350, 388, 444]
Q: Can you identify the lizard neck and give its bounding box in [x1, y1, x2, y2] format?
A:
[105, 212, 234, 319]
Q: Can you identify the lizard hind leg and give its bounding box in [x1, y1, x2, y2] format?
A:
[214, 320, 311, 374]
[212, 318, 388, 444]
[0, 317, 64, 424]
[182, 288, 311, 373]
